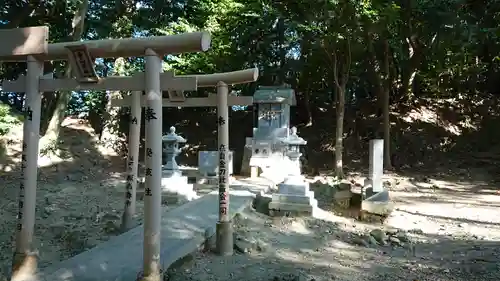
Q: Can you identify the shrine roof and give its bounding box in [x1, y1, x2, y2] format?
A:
[253, 86, 296, 105]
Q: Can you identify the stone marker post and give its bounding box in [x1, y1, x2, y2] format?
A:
[143, 49, 163, 281]
[215, 81, 233, 255]
[368, 139, 384, 195]
[12, 55, 43, 274]
[121, 91, 142, 231]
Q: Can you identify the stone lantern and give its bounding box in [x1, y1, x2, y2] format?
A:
[268, 127, 317, 216]
[162, 126, 186, 177]
[160, 126, 198, 202]
[282, 127, 306, 177]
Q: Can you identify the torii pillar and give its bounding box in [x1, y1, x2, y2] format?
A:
[111, 68, 259, 256]
[1, 26, 210, 281]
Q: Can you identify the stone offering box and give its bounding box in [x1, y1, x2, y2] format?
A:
[198, 150, 234, 176]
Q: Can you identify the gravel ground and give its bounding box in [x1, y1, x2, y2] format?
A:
[0, 118, 183, 281]
[0, 176, 148, 280]
[167, 175, 500, 281]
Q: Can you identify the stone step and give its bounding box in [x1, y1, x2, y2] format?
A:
[271, 192, 315, 205]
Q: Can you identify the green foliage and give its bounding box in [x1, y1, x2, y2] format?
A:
[1, 0, 500, 159]
[0, 102, 22, 136]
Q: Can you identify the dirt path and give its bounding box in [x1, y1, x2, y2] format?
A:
[167, 174, 500, 281]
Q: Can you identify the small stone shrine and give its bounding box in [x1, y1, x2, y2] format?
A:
[197, 150, 234, 185]
[161, 126, 198, 202]
[241, 85, 296, 183]
[268, 127, 317, 216]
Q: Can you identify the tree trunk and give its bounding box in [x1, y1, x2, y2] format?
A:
[325, 37, 351, 179]
[298, 31, 313, 126]
[334, 87, 345, 178]
[277, 17, 286, 84]
[365, 32, 393, 169]
[382, 39, 393, 170]
[40, 0, 89, 150]
[99, 57, 127, 154]
[400, 37, 420, 100]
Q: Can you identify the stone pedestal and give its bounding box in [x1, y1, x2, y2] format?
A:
[269, 175, 317, 216]
[195, 150, 234, 190]
[198, 150, 234, 176]
[161, 127, 198, 203]
[268, 127, 316, 217]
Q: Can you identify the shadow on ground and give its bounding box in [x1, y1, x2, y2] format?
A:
[166, 205, 500, 281]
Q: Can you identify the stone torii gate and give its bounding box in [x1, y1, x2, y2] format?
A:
[110, 67, 258, 255]
[0, 26, 210, 281]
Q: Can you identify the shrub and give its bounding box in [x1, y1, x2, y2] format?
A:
[0, 102, 22, 136]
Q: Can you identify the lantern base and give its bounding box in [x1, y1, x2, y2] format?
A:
[160, 171, 199, 202]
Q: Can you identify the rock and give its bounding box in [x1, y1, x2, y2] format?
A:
[396, 231, 410, 242]
[103, 220, 119, 234]
[253, 192, 272, 215]
[389, 236, 402, 246]
[370, 229, 387, 243]
[386, 228, 399, 235]
[408, 228, 424, 235]
[368, 235, 379, 245]
[353, 235, 370, 247]
[233, 233, 266, 254]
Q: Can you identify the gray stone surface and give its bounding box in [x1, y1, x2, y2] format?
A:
[38, 181, 268, 281]
[271, 194, 314, 205]
[368, 139, 384, 193]
[198, 150, 234, 176]
[243, 86, 297, 183]
[361, 189, 393, 216]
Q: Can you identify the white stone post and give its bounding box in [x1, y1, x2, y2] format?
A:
[368, 139, 384, 194]
[215, 81, 233, 255]
[142, 49, 163, 281]
[121, 91, 142, 231]
[12, 55, 43, 273]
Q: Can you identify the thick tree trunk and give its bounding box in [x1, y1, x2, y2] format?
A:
[41, 0, 89, 150]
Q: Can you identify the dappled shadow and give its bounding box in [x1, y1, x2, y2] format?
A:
[395, 208, 500, 228]
[0, 117, 128, 280]
[36, 189, 261, 281]
[295, 93, 500, 182]
[167, 206, 500, 281]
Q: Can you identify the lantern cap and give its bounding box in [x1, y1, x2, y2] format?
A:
[280, 126, 306, 146]
[162, 126, 187, 143]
